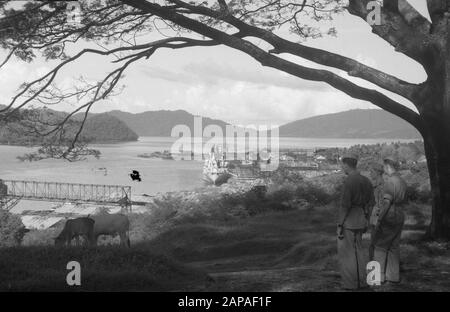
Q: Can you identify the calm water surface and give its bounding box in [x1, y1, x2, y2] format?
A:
[0, 136, 415, 211]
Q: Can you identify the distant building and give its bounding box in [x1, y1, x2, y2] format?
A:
[315, 155, 327, 162]
[416, 154, 427, 163]
[21, 215, 64, 230]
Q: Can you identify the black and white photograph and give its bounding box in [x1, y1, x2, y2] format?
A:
[0, 0, 449, 299]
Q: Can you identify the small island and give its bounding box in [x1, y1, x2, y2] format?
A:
[137, 150, 174, 160]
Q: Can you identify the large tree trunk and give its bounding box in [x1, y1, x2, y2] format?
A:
[424, 133, 450, 239]
[419, 10, 450, 239]
[421, 77, 450, 239]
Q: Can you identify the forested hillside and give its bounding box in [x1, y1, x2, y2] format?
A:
[0, 108, 138, 145]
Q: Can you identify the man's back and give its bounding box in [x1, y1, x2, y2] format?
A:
[340, 171, 375, 229]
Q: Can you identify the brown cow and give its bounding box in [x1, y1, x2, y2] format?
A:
[55, 217, 95, 247]
[90, 213, 130, 247]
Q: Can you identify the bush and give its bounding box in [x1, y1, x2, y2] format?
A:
[128, 213, 158, 242]
[0, 210, 28, 247]
[223, 185, 269, 216]
[22, 228, 60, 246]
[406, 184, 432, 203]
[267, 180, 333, 207]
[266, 183, 296, 202]
[147, 187, 270, 225]
[122, 178, 334, 241]
[295, 181, 333, 205]
[308, 173, 345, 200]
[270, 164, 305, 185]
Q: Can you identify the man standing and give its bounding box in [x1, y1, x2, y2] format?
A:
[338, 153, 375, 290]
[371, 156, 407, 284]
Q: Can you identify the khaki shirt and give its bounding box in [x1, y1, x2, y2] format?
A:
[383, 174, 407, 205]
[373, 174, 407, 248]
[339, 171, 375, 229]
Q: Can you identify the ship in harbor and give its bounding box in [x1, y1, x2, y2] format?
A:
[202, 145, 233, 186]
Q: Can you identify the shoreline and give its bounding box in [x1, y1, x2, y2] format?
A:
[0, 136, 422, 147]
[0, 138, 139, 148]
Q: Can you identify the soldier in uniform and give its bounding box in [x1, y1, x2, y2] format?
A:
[371, 156, 407, 284]
[337, 153, 375, 290]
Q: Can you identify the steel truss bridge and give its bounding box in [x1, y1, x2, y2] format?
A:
[0, 180, 132, 212]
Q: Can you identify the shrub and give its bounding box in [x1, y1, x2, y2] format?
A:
[131, 177, 334, 238]
[266, 183, 296, 203]
[406, 184, 432, 203]
[238, 186, 270, 215]
[265, 180, 333, 211]
[295, 181, 333, 205]
[22, 227, 60, 246]
[128, 213, 157, 242]
[0, 210, 28, 247]
[270, 164, 305, 185]
[308, 173, 345, 201]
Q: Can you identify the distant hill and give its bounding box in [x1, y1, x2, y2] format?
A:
[1, 107, 423, 144]
[79, 113, 139, 143]
[109, 108, 422, 139]
[108, 110, 230, 136]
[279, 109, 422, 139]
[0, 108, 138, 145]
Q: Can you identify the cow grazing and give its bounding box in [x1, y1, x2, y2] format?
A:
[55, 217, 95, 247]
[90, 213, 130, 247]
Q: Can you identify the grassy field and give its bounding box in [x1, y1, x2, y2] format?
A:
[140, 201, 450, 291]
[0, 245, 210, 291]
[1, 172, 448, 292]
[2, 199, 449, 291]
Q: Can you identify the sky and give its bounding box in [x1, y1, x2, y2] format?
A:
[0, 0, 430, 126]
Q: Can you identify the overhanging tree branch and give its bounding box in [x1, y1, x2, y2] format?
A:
[157, 0, 423, 105]
[122, 0, 424, 133]
[0, 31, 222, 159]
[348, 0, 433, 70]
